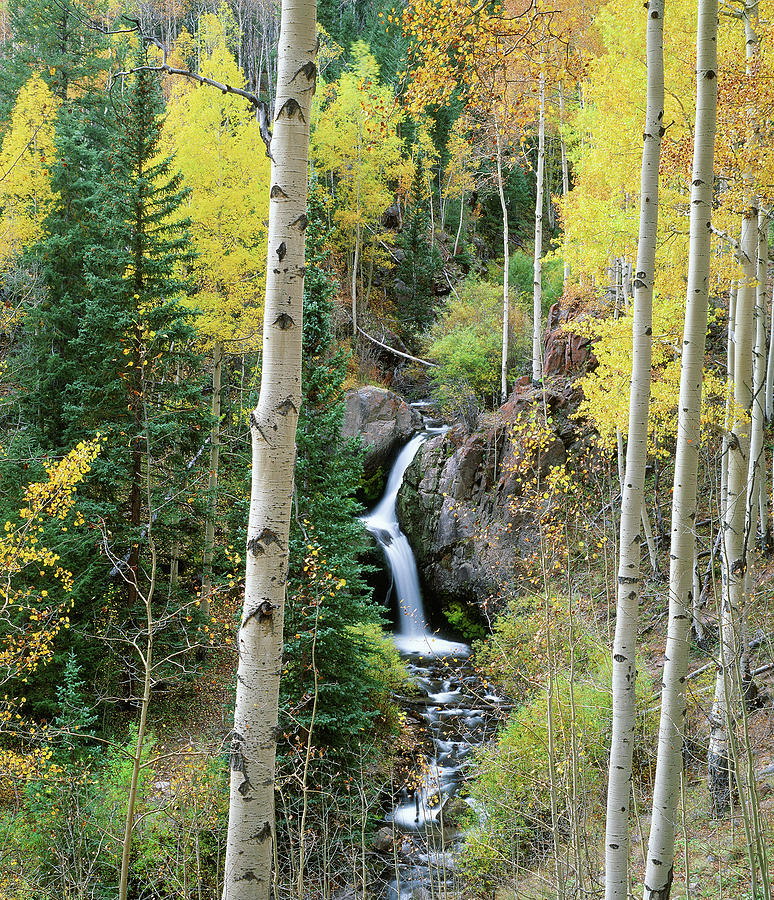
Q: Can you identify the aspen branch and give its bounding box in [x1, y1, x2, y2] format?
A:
[355, 324, 438, 368]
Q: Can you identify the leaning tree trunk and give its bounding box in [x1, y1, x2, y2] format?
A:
[643, 2, 718, 897]
[496, 121, 510, 403]
[531, 67, 545, 383]
[222, 0, 317, 894]
[604, 4, 664, 897]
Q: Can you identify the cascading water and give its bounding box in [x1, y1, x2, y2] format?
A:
[361, 425, 468, 658]
[361, 418, 504, 899]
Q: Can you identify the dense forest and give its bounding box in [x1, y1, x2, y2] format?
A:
[2, 0, 774, 898]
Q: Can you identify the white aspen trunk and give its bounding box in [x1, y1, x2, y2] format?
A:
[222, 0, 316, 894]
[559, 82, 570, 287]
[753, 206, 769, 546]
[454, 190, 465, 256]
[605, 4, 664, 896]
[757, 216, 771, 544]
[532, 68, 546, 383]
[721, 284, 738, 523]
[643, 3, 718, 896]
[766, 264, 774, 421]
[202, 340, 223, 619]
[496, 122, 510, 403]
[351, 221, 360, 334]
[708, 3, 759, 815]
[708, 205, 757, 813]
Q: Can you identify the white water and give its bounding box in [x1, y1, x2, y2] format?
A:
[361, 427, 469, 659]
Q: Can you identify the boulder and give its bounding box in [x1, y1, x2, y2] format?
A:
[342, 386, 421, 477]
[372, 826, 394, 852]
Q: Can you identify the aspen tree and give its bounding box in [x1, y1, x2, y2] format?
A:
[708, 0, 759, 812]
[222, 0, 316, 894]
[497, 119, 511, 403]
[604, 3, 664, 896]
[532, 66, 546, 383]
[643, 2, 718, 895]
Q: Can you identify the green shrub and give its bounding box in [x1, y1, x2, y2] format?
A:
[426, 276, 529, 412]
[508, 249, 565, 319]
[460, 596, 656, 889]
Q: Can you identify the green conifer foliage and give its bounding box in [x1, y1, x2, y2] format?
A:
[0, 0, 109, 120]
[282, 192, 388, 751]
[8, 66, 205, 709]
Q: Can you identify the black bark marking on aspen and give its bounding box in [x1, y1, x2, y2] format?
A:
[229, 731, 247, 772]
[290, 213, 309, 231]
[614, 654, 627, 662]
[644, 866, 674, 900]
[276, 241, 287, 261]
[270, 184, 289, 199]
[273, 313, 295, 330]
[609, 843, 620, 850]
[618, 575, 639, 584]
[237, 775, 253, 796]
[276, 397, 298, 416]
[247, 528, 282, 557]
[242, 600, 279, 628]
[236, 869, 259, 882]
[706, 70, 716, 80]
[276, 98, 306, 122]
[291, 61, 317, 86]
[247, 822, 273, 842]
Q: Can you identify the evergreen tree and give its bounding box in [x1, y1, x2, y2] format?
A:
[8, 65, 205, 708]
[394, 160, 442, 341]
[0, 0, 109, 120]
[282, 192, 386, 751]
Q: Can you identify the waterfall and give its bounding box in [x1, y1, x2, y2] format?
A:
[361, 425, 468, 658]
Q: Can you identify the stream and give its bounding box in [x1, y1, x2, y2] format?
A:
[361, 416, 505, 899]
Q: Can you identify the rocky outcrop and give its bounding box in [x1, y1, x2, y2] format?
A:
[543, 299, 596, 377]
[397, 377, 582, 608]
[342, 385, 421, 476]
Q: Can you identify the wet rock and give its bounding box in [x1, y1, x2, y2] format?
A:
[342, 386, 421, 477]
[373, 826, 395, 852]
[396, 373, 582, 610]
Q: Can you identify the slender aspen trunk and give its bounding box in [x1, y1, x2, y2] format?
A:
[604, 5, 664, 896]
[222, 0, 316, 894]
[708, 2, 760, 811]
[766, 265, 774, 421]
[721, 284, 738, 523]
[708, 204, 757, 813]
[559, 85, 570, 288]
[643, 4, 718, 896]
[454, 190, 465, 256]
[757, 213, 771, 545]
[495, 122, 510, 403]
[202, 340, 223, 619]
[532, 67, 545, 383]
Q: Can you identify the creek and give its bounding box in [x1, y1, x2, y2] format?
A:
[361, 417, 505, 899]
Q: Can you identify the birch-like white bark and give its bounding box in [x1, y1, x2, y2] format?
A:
[532, 67, 545, 383]
[496, 122, 510, 403]
[766, 265, 774, 421]
[222, 0, 316, 894]
[604, 4, 664, 896]
[708, 206, 756, 815]
[559, 82, 570, 287]
[643, 2, 718, 895]
[707, 1, 759, 814]
[721, 284, 738, 524]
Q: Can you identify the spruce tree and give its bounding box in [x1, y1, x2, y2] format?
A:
[0, 0, 108, 120]
[282, 193, 385, 751]
[10, 65, 205, 707]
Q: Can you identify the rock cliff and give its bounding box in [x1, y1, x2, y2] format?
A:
[341, 385, 422, 477]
